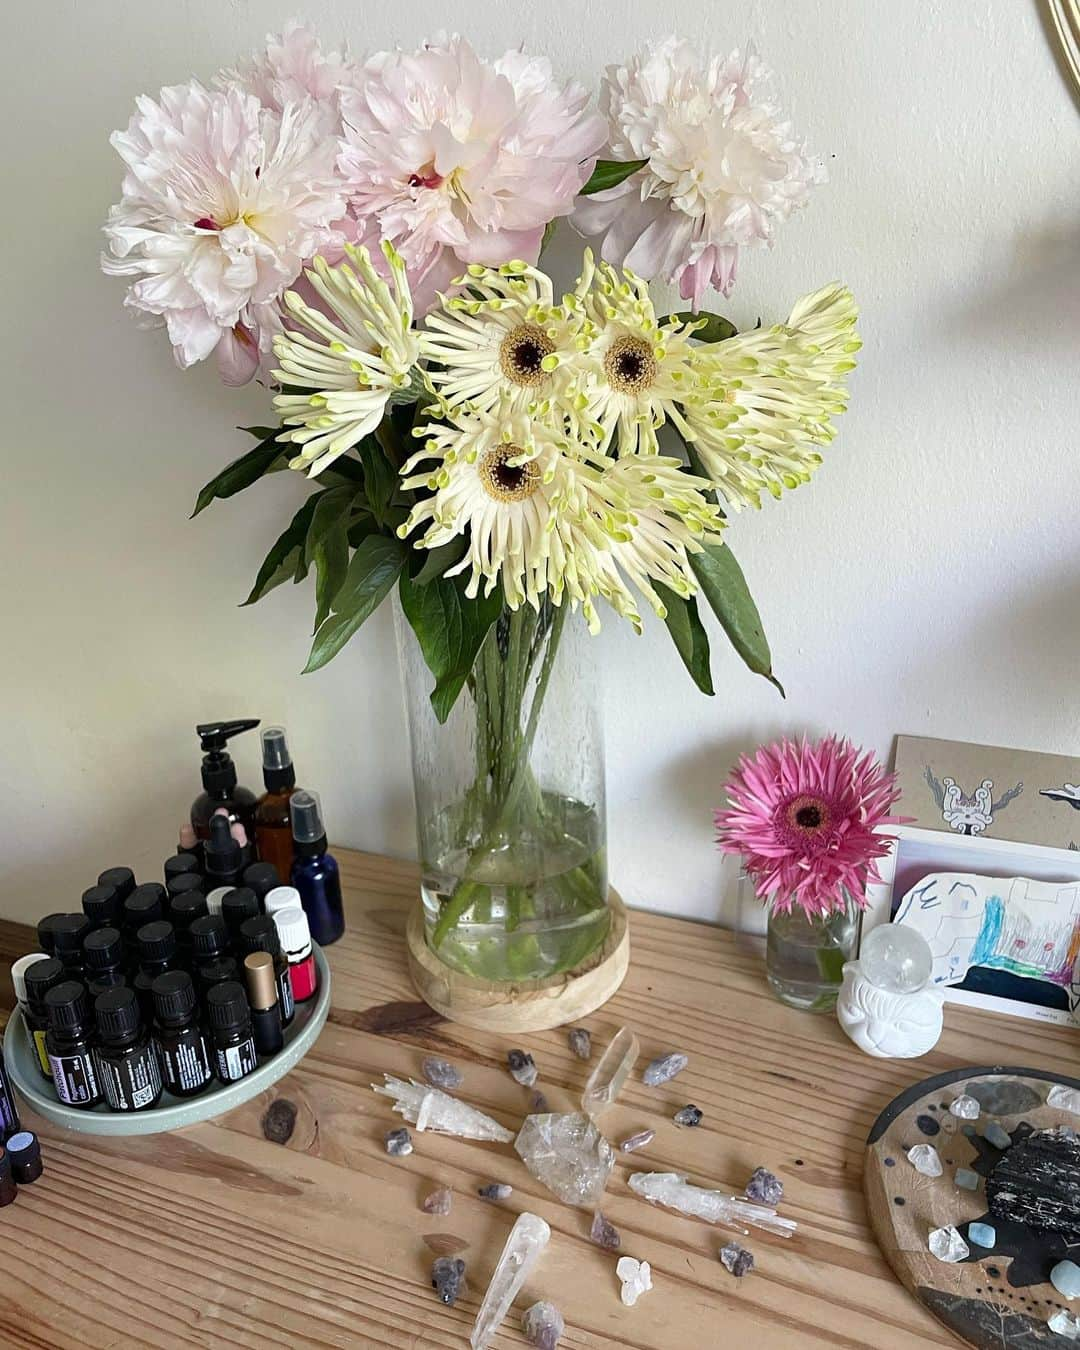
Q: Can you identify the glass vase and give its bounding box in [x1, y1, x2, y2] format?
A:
[395, 596, 609, 984]
[761, 888, 861, 1011]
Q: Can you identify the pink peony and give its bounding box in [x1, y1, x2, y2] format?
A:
[337, 34, 606, 299]
[715, 736, 901, 919]
[219, 21, 359, 113]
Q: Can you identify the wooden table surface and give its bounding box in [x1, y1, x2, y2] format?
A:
[1, 849, 1078, 1349]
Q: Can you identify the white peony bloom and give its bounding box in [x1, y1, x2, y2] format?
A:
[218, 21, 358, 113]
[102, 81, 346, 383]
[573, 39, 825, 308]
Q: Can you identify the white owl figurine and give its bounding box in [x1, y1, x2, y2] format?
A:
[837, 959, 945, 1059]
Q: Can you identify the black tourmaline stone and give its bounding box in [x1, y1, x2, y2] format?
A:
[987, 1128, 1080, 1239]
[432, 1257, 467, 1306]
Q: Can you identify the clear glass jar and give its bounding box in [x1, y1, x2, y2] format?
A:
[741, 874, 861, 1011]
[395, 597, 609, 983]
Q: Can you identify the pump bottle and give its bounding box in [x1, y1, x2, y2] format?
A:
[190, 719, 260, 844]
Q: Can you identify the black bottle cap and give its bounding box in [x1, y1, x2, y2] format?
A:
[164, 853, 201, 884]
[239, 915, 282, 959]
[95, 986, 141, 1043]
[5, 1131, 41, 1175]
[166, 871, 205, 901]
[124, 885, 166, 929]
[169, 891, 209, 930]
[97, 867, 135, 903]
[221, 887, 260, 930]
[137, 920, 176, 966]
[190, 914, 229, 959]
[242, 862, 280, 902]
[152, 970, 197, 1025]
[261, 727, 296, 791]
[81, 885, 121, 928]
[45, 980, 90, 1031]
[24, 957, 64, 1012]
[51, 913, 92, 958]
[36, 913, 66, 956]
[206, 980, 250, 1032]
[197, 719, 259, 793]
[199, 956, 239, 988]
[83, 927, 124, 971]
[204, 814, 242, 881]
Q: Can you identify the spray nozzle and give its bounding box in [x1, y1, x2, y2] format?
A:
[196, 719, 259, 794]
[261, 726, 296, 791]
[290, 789, 327, 849]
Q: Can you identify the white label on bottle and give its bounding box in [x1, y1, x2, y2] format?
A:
[98, 1048, 162, 1111]
[215, 1037, 257, 1082]
[48, 1049, 98, 1105]
[278, 969, 295, 1024]
[161, 1031, 212, 1092]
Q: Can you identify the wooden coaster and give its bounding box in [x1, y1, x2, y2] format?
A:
[865, 1065, 1080, 1349]
[406, 890, 629, 1032]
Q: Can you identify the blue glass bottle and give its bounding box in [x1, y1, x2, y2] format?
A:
[288, 791, 345, 946]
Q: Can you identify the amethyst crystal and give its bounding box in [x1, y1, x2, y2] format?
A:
[385, 1127, 413, 1156]
[478, 1182, 513, 1202]
[589, 1209, 621, 1251]
[508, 1050, 539, 1087]
[720, 1242, 755, 1277]
[745, 1168, 783, 1205]
[674, 1105, 703, 1128]
[643, 1052, 688, 1087]
[568, 1028, 592, 1060]
[422, 1056, 463, 1091]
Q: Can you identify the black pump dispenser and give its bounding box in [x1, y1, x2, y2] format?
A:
[191, 719, 260, 846]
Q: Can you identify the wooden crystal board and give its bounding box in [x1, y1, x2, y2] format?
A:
[865, 1066, 1080, 1349]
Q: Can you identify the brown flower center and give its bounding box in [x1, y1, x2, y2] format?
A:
[604, 334, 657, 394]
[478, 445, 540, 503]
[499, 324, 554, 388]
[786, 795, 831, 835]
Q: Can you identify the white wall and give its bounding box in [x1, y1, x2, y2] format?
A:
[2, 1, 1078, 929]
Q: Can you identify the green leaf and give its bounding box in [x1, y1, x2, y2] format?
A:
[192, 433, 285, 517]
[663, 310, 738, 343]
[360, 437, 399, 528]
[579, 158, 648, 195]
[238, 425, 278, 440]
[539, 219, 558, 257]
[657, 586, 714, 695]
[398, 571, 503, 723]
[303, 487, 356, 566]
[409, 536, 468, 586]
[303, 535, 405, 673]
[304, 488, 356, 631]
[242, 494, 322, 606]
[690, 542, 784, 695]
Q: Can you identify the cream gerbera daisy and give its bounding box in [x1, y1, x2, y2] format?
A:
[272, 242, 421, 476]
[420, 260, 586, 423]
[675, 282, 860, 509]
[571, 250, 705, 455]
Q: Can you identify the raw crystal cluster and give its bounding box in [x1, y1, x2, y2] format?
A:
[522, 1300, 565, 1349]
[719, 1242, 755, 1277]
[582, 1027, 639, 1116]
[508, 1050, 538, 1087]
[643, 1052, 688, 1086]
[745, 1168, 783, 1205]
[928, 1226, 969, 1263]
[628, 1172, 797, 1237]
[373, 1076, 515, 1143]
[422, 1187, 452, 1216]
[422, 1056, 463, 1091]
[432, 1256, 467, 1306]
[385, 1128, 413, 1156]
[515, 1112, 616, 1207]
[589, 1210, 621, 1251]
[568, 1028, 592, 1061]
[616, 1256, 652, 1307]
[620, 1129, 655, 1153]
[478, 1183, 513, 1202]
[1049, 1309, 1080, 1339]
[471, 1213, 551, 1350]
[949, 1094, 980, 1120]
[1048, 1084, 1080, 1115]
[907, 1144, 943, 1178]
[674, 1105, 703, 1128]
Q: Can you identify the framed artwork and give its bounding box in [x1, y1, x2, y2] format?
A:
[864, 825, 1080, 1027]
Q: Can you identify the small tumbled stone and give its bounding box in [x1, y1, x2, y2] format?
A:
[478, 1182, 513, 1202]
[929, 1225, 969, 1263]
[385, 1127, 413, 1156]
[508, 1049, 538, 1087]
[531, 1090, 550, 1114]
[620, 1128, 655, 1153]
[949, 1094, 980, 1120]
[745, 1168, 783, 1205]
[907, 1144, 943, 1178]
[616, 1256, 652, 1307]
[968, 1223, 996, 1248]
[568, 1028, 592, 1060]
[421, 1187, 452, 1216]
[422, 1056, 463, 1091]
[1052, 1260, 1080, 1299]
[985, 1122, 1012, 1149]
[719, 1241, 755, 1277]
[522, 1299, 565, 1350]
[589, 1209, 621, 1251]
[674, 1104, 703, 1128]
[955, 1167, 981, 1191]
[422, 1233, 469, 1256]
[1048, 1084, 1080, 1116]
[643, 1051, 689, 1087]
[431, 1256, 466, 1307]
[1049, 1309, 1080, 1339]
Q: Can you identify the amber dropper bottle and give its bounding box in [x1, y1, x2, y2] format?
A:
[254, 728, 300, 880]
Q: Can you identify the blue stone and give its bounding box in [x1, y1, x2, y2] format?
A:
[1051, 1260, 1080, 1299]
[984, 1123, 1012, 1150]
[955, 1168, 981, 1191]
[968, 1223, 996, 1248]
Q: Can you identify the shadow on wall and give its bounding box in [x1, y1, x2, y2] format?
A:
[947, 219, 1080, 338]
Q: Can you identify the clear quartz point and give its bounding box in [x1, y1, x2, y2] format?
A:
[1048, 1084, 1080, 1116]
[515, 1112, 615, 1207]
[928, 1226, 969, 1263]
[1049, 1309, 1080, 1339]
[907, 1144, 944, 1177]
[949, 1095, 980, 1120]
[470, 1212, 551, 1350]
[582, 1026, 639, 1117]
[628, 1172, 797, 1238]
[372, 1075, 515, 1142]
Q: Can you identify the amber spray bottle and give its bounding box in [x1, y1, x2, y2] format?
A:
[254, 727, 300, 880]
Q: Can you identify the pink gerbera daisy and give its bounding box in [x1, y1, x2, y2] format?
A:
[715, 736, 901, 919]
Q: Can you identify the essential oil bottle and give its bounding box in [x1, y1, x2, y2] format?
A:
[221, 888, 260, 947]
[45, 981, 102, 1108]
[164, 852, 201, 887]
[94, 987, 163, 1112]
[134, 921, 179, 1023]
[274, 907, 318, 1004]
[51, 914, 92, 979]
[254, 727, 300, 879]
[0, 1150, 16, 1207]
[191, 720, 259, 844]
[96, 867, 135, 905]
[289, 791, 345, 946]
[264, 885, 302, 920]
[196, 956, 241, 1001]
[239, 916, 295, 1027]
[36, 913, 65, 957]
[6, 1132, 43, 1184]
[206, 982, 257, 1084]
[169, 891, 209, 965]
[151, 971, 212, 1099]
[166, 871, 206, 906]
[81, 884, 122, 932]
[242, 861, 280, 905]
[0, 1036, 22, 1143]
[124, 885, 167, 937]
[23, 958, 65, 1081]
[11, 954, 49, 1022]
[243, 952, 284, 1058]
[204, 813, 245, 892]
[83, 927, 127, 998]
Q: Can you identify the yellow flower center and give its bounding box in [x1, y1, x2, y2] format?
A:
[604, 334, 658, 395]
[499, 324, 554, 389]
[479, 445, 540, 503]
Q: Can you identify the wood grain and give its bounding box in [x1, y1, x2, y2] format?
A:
[1, 850, 1079, 1349]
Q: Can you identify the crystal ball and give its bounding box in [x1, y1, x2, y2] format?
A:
[861, 923, 933, 993]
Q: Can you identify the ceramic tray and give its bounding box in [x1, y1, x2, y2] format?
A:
[3, 945, 331, 1136]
